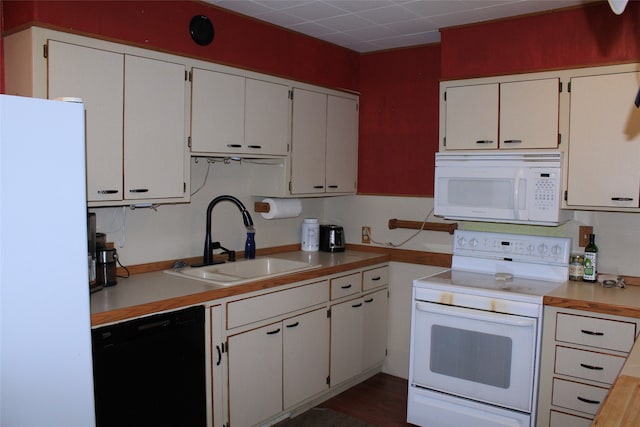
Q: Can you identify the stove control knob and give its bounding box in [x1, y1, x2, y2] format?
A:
[538, 244, 549, 255]
[469, 238, 478, 248]
[457, 237, 467, 247]
[527, 244, 535, 253]
[550, 245, 562, 256]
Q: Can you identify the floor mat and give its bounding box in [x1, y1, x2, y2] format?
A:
[275, 407, 374, 427]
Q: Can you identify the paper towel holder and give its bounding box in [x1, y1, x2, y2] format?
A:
[254, 202, 271, 213]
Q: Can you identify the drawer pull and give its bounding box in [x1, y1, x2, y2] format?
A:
[611, 197, 633, 201]
[352, 303, 363, 308]
[476, 140, 494, 144]
[129, 188, 149, 193]
[226, 144, 242, 148]
[327, 185, 338, 189]
[97, 189, 119, 194]
[503, 139, 522, 144]
[580, 363, 604, 371]
[341, 284, 352, 289]
[371, 276, 381, 281]
[266, 328, 281, 335]
[247, 145, 262, 149]
[313, 185, 324, 189]
[577, 396, 601, 405]
[581, 329, 604, 336]
[364, 298, 374, 303]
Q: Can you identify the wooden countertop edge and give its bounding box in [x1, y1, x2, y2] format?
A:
[593, 375, 640, 427]
[543, 296, 640, 319]
[91, 253, 390, 326]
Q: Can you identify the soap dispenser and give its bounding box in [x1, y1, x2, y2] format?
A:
[244, 227, 256, 259]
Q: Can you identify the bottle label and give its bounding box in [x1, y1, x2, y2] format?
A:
[583, 252, 597, 281]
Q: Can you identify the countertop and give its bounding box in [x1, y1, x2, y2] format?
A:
[544, 281, 640, 427]
[90, 250, 389, 326]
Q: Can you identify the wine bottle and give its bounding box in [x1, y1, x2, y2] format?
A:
[583, 233, 598, 282]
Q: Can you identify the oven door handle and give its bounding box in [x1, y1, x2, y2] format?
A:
[415, 302, 536, 327]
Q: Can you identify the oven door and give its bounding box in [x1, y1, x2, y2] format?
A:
[410, 300, 537, 412]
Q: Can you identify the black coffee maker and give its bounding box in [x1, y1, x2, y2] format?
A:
[87, 212, 101, 293]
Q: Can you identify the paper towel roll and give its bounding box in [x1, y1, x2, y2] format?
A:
[260, 198, 302, 220]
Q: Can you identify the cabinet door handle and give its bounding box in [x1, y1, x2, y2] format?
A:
[226, 144, 242, 148]
[580, 363, 604, 371]
[577, 396, 601, 405]
[327, 185, 338, 189]
[341, 284, 352, 289]
[503, 139, 522, 144]
[285, 322, 299, 329]
[581, 329, 604, 336]
[129, 188, 149, 193]
[475, 140, 494, 144]
[352, 303, 363, 308]
[247, 145, 262, 149]
[364, 298, 374, 303]
[313, 185, 324, 189]
[215, 345, 222, 366]
[97, 189, 119, 194]
[371, 276, 381, 281]
[266, 328, 281, 335]
[611, 197, 634, 201]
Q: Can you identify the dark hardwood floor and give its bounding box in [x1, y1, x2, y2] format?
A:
[320, 373, 415, 427]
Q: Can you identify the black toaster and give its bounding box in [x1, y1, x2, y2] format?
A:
[319, 224, 345, 252]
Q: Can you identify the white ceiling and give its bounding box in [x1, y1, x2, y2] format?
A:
[207, 0, 593, 53]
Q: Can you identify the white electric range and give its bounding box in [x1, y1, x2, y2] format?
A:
[408, 230, 571, 427]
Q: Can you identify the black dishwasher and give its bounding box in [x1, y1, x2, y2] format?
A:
[91, 305, 206, 427]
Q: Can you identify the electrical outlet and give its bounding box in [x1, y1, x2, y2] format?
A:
[362, 226, 371, 244]
[579, 226, 593, 247]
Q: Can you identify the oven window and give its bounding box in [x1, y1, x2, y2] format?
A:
[430, 325, 512, 389]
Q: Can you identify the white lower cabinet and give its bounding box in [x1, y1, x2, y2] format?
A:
[219, 264, 388, 427]
[537, 306, 640, 426]
[330, 287, 389, 387]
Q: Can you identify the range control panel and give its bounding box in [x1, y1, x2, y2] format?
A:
[453, 230, 571, 266]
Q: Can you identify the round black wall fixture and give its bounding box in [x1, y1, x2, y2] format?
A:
[190, 15, 214, 46]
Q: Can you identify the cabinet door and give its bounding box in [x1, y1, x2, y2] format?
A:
[283, 308, 329, 409]
[444, 84, 498, 150]
[124, 55, 186, 200]
[326, 95, 358, 193]
[245, 78, 290, 156]
[228, 323, 283, 427]
[330, 296, 364, 386]
[190, 68, 245, 154]
[567, 72, 640, 208]
[47, 40, 124, 203]
[362, 288, 388, 371]
[500, 78, 559, 149]
[291, 88, 327, 194]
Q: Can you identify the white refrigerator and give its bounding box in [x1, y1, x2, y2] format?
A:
[0, 94, 96, 426]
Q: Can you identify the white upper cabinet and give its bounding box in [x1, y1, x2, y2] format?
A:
[190, 68, 290, 156]
[499, 79, 560, 149]
[290, 88, 359, 195]
[47, 40, 124, 203]
[326, 95, 359, 193]
[123, 55, 187, 200]
[566, 71, 640, 209]
[442, 78, 559, 150]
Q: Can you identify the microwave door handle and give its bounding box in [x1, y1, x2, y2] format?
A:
[513, 168, 524, 220]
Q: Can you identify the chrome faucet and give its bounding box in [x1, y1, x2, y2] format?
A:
[201, 195, 254, 266]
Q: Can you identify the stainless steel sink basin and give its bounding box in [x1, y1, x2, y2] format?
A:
[164, 257, 321, 287]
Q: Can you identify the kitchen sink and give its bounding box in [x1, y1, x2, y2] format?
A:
[164, 257, 321, 287]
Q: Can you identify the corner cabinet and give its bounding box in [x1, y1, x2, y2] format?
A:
[290, 88, 359, 195]
[442, 78, 560, 150]
[537, 306, 640, 427]
[566, 71, 640, 210]
[4, 28, 190, 207]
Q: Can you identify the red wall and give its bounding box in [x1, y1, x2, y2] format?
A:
[2, 0, 359, 91]
[441, 2, 640, 80]
[357, 44, 441, 196]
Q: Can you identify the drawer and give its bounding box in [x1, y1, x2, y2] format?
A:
[556, 313, 636, 352]
[552, 378, 609, 415]
[555, 345, 625, 384]
[363, 266, 389, 291]
[227, 280, 329, 329]
[331, 272, 360, 300]
[549, 410, 592, 427]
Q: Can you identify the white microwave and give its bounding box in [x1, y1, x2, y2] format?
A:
[434, 151, 571, 226]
